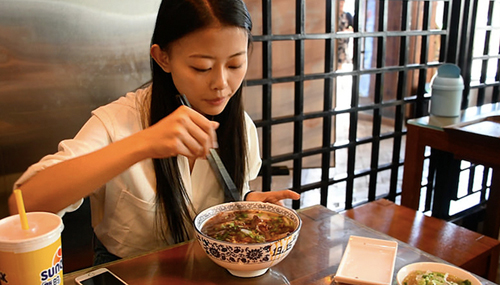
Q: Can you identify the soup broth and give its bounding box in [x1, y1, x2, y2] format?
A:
[402, 270, 472, 285]
[201, 210, 295, 243]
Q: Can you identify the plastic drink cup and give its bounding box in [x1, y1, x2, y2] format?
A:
[0, 212, 64, 285]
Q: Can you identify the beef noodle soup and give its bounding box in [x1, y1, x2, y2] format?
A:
[201, 210, 296, 243]
[402, 270, 472, 285]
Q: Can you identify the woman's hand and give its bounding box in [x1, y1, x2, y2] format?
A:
[245, 190, 300, 206]
[139, 106, 219, 159]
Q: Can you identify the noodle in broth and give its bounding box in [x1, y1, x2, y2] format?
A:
[201, 210, 295, 243]
[402, 270, 472, 285]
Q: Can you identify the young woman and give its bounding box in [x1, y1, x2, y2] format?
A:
[8, 0, 299, 264]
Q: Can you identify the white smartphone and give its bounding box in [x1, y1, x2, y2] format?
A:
[75, 268, 128, 285]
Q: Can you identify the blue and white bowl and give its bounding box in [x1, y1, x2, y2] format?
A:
[193, 201, 302, 278]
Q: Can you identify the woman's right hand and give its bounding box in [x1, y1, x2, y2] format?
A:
[139, 106, 219, 159]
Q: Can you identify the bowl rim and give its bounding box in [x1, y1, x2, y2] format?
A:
[396, 262, 481, 285]
[193, 201, 302, 246]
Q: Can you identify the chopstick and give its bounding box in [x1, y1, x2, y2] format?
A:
[176, 94, 240, 202]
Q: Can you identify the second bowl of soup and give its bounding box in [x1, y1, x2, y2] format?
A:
[396, 262, 481, 285]
[193, 201, 302, 278]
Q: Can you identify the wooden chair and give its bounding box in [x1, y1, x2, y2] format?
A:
[343, 199, 500, 282]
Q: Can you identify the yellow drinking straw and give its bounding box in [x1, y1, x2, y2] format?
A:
[14, 189, 30, 230]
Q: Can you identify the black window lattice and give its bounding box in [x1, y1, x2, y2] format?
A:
[244, 0, 500, 212]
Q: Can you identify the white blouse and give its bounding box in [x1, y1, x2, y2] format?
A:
[14, 87, 262, 258]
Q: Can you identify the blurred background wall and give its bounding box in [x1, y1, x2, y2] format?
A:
[0, 0, 162, 218]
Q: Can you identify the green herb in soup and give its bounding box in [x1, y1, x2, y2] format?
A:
[403, 270, 472, 285]
[201, 210, 295, 243]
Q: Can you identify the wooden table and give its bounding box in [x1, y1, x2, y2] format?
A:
[344, 199, 500, 281]
[63, 205, 495, 285]
[401, 103, 500, 238]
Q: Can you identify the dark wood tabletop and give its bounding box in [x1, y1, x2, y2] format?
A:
[63, 204, 495, 285]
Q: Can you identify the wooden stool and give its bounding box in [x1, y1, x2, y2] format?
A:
[343, 199, 500, 282]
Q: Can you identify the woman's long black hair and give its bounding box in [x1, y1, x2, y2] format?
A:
[148, 0, 253, 244]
